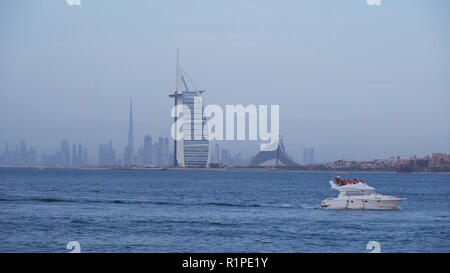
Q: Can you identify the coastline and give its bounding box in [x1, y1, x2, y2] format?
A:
[1, 165, 449, 174]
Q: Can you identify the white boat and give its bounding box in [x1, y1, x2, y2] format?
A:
[321, 178, 406, 209]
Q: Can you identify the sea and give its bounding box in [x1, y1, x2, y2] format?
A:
[0, 167, 449, 253]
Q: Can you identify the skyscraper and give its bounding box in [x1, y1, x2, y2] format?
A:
[213, 143, 220, 164]
[72, 144, 77, 166]
[1, 141, 37, 165]
[169, 51, 210, 168]
[82, 148, 89, 165]
[303, 147, 315, 165]
[152, 141, 159, 166]
[163, 137, 169, 166]
[158, 137, 164, 166]
[78, 143, 82, 165]
[123, 100, 135, 166]
[19, 140, 29, 164]
[99, 140, 115, 165]
[143, 135, 152, 165]
[221, 149, 231, 166]
[309, 148, 314, 165]
[60, 140, 71, 166]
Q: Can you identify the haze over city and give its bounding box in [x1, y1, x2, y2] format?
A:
[1, 0, 449, 163]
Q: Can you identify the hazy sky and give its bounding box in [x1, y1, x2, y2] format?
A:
[1, 0, 449, 162]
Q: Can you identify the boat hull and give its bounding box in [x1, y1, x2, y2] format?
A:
[321, 198, 403, 210]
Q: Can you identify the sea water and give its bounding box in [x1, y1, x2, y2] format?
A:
[0, 168, 449, 252]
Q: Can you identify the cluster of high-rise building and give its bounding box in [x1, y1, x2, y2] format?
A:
[115, 100, 171, 167]
[97, 135, 171, 167]
[40, 140, 89, 166]
[123, 135, 171, 167]
[209, 143, 248, 167]
[99, 140, 116, 165]
[0, 140, 89, 167]
[0, 99, 174, 168]
[0, 141, 37, 165]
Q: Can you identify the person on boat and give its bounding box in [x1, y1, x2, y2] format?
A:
[360, 180, 365, 183]
[336, 176, 345, 186]
[353, 179, 358, 184]
[347, 179, 351, 184]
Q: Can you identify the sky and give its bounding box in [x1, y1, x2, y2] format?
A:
[0, 0, 449, 163]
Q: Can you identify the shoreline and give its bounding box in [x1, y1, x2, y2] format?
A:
[1, 165, 449, 174]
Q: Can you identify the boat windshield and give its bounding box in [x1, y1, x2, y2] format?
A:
[345, 191, 362, 196]
[345, 190, 376, 196]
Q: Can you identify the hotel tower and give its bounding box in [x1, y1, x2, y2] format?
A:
[169, 51, 210, 167]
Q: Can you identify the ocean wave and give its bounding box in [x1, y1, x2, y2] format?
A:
[204, 202, 261, 208]
[0, 197, 75, 203]
[0, 197, 316, 209]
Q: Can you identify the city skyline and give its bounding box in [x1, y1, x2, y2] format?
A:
[1, 131, 448, 171]
[0, 91, 448, 167]
[1, 0, 449, 162]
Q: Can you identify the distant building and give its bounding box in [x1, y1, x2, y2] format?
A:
[309, 148, 314, 164]
[430, 153, 449, 167]
[163, 137, 170, 166]
[152, 141, 159, 166]
[0, 141, 37, 165]
[71, 143, 84, 166]
[169, 52, 210, 167]
[0, 143, 12, 164]
[99, 140, 116, 165]
[221, 149, 231, 166]
[60, 140, 71, 166]
[143, 135, 152, 165]
[157, 137, 164, 166]
[19, 141, 29, 164]
[249, 139, 299, 167]
[41, 153, 57, 165]
[147, 136, 170, 166]
[232, 152, 243, 166]
[212, 143, 220, 164]
[123, 100, 135, 166]
[29, 146, 36, 164]
[303, 147, 314, 165]
[77, 143, 82, 165]
[38, 140, 88, 166]
[82, 148, 89, 165]
[303, 148, 308, 165]
[72, 144, 77, 165]
[136, 146, 145, 165]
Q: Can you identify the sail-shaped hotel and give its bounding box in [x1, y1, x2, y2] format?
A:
[169, 52, 210, 167]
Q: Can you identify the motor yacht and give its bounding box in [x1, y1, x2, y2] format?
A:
[321, 177, 406, 209]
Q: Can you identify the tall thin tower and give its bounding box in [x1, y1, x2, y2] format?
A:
[124, 99, 135, 165]
[172, 49, 180, 166]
